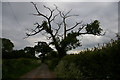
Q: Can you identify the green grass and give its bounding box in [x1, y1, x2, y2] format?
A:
[2, 58, 41, 79]
[45, 58, 60, 71]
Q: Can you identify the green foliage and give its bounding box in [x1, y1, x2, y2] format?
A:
[55, 60, 83, 79]
[34, 41, 53, 54]
[2, 38, 14, 53]
[24, 47, 35, 56]
[1, 38, 36, 59]
[34, 41, 53, 62]
[2, 49, 36, 59]
[57, 20, 103, 58]
[46, 51, 59, 59]
[55, 36, 119, 79]
[2, 58, 41, 79]
[45, 58, 60, 71]
[86, 20, 103, 35]
[45, 51, 60, 71]
[61, 31, 81, 51]
[42, 21, 52, 33]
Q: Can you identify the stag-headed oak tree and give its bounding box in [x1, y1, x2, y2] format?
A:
[25, 2, 105, 58]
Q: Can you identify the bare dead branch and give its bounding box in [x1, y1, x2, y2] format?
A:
[53, 4, 58, 9]
[78, 24, 86, 33]
[43, 4, 60, 21]
[43, 5, 53, 20]
[63, 18, 67, 38]
[58, 11, 63, 18]
[23, 36, 29, 39]
[43, 5, 52, 12]
[50, 13, 59, 22]
[26, 28, 44, 37]
[57, 34, 64, 39]
[66, 14, 79, 18]
[26, 23, 42, 35]
[54, 4, 64, 18]
[65, 9, 72, 16]
[62, 11, 65, 17]
[31, 2, 48, 19]
[54, 23, 61, 37]
[66, 21, 82, 32]
[33, 22, 43, 32]
[54, 5, 80, 39]
[78, 32, 106, 36]
[34, 22, 41, 27]
[42, 32, 52, 40]
[100, 31, 106, 36]
[31, 2, 40, 14]
[25, 22, 44, 37]
[103, 31, 106, 35]
[79, 32, 93, 35]
[30, 29, 37, 33]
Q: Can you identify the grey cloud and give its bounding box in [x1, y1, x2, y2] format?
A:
[2, 2, 118, 52]
[0, 2, 2, 37]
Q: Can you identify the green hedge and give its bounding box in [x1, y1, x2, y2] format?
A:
[55, 38, 119, 79]
[45, 58, 60, 71]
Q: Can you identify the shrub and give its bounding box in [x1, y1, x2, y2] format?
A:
[55, 60, 83, 79]
[46, 58, 60, 71]
[55, 37, 119, 79]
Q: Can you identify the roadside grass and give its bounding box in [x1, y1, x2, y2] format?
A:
[2, 58, 41, 79]
[45, 58, 60, 71]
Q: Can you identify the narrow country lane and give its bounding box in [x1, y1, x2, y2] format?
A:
[20, 63, 56, 79]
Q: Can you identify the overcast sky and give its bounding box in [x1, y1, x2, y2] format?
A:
[1, 2, 118, 53]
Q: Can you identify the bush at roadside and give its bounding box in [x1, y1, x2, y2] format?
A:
[2, 58, 41, 79]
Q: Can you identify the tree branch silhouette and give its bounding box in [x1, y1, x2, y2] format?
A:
[25, 2, 105, 58]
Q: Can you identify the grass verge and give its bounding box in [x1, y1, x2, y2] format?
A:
[2, 58, 41, 79]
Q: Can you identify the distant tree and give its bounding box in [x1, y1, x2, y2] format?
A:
[24, 47, 35, 56]
[34, 41, 53, 62]
[1, 38, 14, 59]
[2, 38, 14, 53]
[46, 51, 58, 59]
[25, 2, 105, 58]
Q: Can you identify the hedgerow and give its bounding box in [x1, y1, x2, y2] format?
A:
[55, 36, 119, 79]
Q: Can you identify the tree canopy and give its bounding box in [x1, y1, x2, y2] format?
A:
[34, 41, 53, 62]
[2, 38, 14, 53]
[25, 2, 105, 58]
[24, 47, 35, 56]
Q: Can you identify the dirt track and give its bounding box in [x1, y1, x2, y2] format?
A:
[20, 63, 56, 78]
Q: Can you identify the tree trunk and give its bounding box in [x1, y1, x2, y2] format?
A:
[56, 47, 66, 59]
[50, 33, 66, 59]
